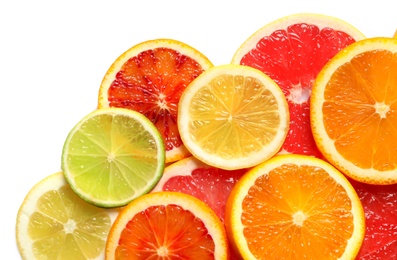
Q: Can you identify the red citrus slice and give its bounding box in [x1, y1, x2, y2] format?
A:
[98, 39, 213, 163]
[151, 156, 247, 222]
[350, 179, 397, 259]
[151, 156, 247, 260]
[105, 191, 229, 259]
[231, 13, 365, 158]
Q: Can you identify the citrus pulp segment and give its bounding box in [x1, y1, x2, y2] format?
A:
[231, 13, 365, 158]
[151, 156, 247, 221]
[177, 64, 290, 170]
[311, 37, 397, 185]
[105, 191, 229, 259]
[61, 107, 165, 208]
[16, 172, 119, 260]
[225, 154, 365, 259]
[349, 179, 397, 258]
[98, 38, 213, 163]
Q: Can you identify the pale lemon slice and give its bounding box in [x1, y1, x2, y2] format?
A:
[178, 64, 289, 170]
[16, 172, 119, 259]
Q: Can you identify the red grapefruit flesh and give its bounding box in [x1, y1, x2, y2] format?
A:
[232, 14, 365, 158]
[350, 179, 397, 259]
[152, 156, 247, 222]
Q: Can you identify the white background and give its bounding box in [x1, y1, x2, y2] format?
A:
[2, 0, 396, 257]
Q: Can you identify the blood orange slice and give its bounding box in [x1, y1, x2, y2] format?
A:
[231, 13, 365, 157]
[105, 191, 229, 259]
[350, 179, 397, 259]
[151, 156, 247, 222]
[98, 39, 213, 163]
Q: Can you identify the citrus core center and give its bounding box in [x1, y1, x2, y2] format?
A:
[157, 246, 169, 257]
[292, 211, 306, 226]
[64, 219, 76, 234]
[287, 83, 311, 104]
[374, 102, 390, 118]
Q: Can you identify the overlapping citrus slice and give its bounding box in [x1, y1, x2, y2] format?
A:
[98, 38, 213, 163]
[61, 107, 165, 208]
[311, 37, 397, 184]
[231, 13, 365, 157]
[16, 172, 119, 260]
[178, 64, 289, 170]
[105, 191, 229, 259]
[350, 179, 397, 258]
[151, 156, 247, 221]
[225, 154, 365, 259]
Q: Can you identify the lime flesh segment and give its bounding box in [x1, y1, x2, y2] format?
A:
[62, 108, 165, 208]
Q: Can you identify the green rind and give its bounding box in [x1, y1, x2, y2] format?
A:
[61, 108, 165, 208]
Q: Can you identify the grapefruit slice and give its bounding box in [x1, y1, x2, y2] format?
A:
[151, 156, 247, 222]
[231, 13, 365, 157]
[350, 179, 397, 259]
[98, 38, 213, 163]
[105, 191, 229, 259]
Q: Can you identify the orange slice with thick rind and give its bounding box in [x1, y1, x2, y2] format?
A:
[311, 37, 397, 185]
[225, 154, 365, 259]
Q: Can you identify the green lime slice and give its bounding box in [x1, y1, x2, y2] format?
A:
[61, 108, 165, 208]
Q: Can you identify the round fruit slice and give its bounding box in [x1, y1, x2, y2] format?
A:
[98, 38, 213, 163]
[105, 191, 229, 259]
[231, 13, 365, 158]
[16, 172, 119, 260]
[225, 154, 365, 259]
[311, 37, 397, 185]
[178, 64, 289, 170]
[151, 156, 247, 222]
[349, 179, 397, 259]
[61, 107, 165, 208]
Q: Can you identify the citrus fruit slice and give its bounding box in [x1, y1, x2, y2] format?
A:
[98, 38, 213, 163]
[61, 107, 165, 208]
[311, 37, 397, 185]
[151, 156, 247, 221]
[350, 179, 397, 259]
[16, 172, 119, 260]
[105, 191, 229, 259]
[225, 154, 365, 259]
[231, 13, 365, 158]
[177, 64, 290, 170]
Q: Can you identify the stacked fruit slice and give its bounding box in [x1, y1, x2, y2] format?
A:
[16, 13, 397, 260]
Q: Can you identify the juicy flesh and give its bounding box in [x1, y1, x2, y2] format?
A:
[241, 164, 354, 259]
[115, 204, 216, 259]
[351, 179, 397, 259]
[323, 50, 397, 171]
[162, 166, 246, 221]
[107, 47, 205, 152]
[240, 23, 356, 157]
[67, 114, 160, 203]
[188, 74, 281, 159]
[28, 186, 111, 259]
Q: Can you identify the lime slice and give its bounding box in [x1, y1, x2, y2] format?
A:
[16, 172, 119, 259]
[61, 108, 165, 208]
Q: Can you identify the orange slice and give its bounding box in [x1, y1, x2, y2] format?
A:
[105, 191, 229, 259]
[311, 37, 397, 184]
[177, 64, 289, 170]
[225, 154, 365, 259]
[98, 38, 213, 163]
[231, 13, 365, 158]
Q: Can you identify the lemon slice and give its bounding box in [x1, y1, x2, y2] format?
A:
[61, 107, 165, 208]
[16, 172, 119, 259]
[178, 64, 289, 170]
